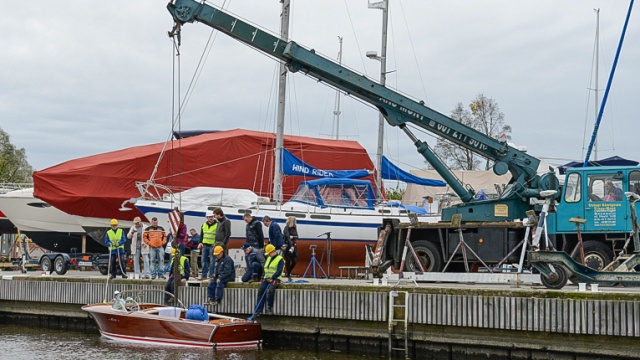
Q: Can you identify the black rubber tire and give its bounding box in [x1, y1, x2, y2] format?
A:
[54, 256, 68, 275]
[40, 256, 52, 272]
[540, 263, 568, 290]
[580, 241, 614, 271]
[404, 240, 442, 272]
[98, 266, 109, 276]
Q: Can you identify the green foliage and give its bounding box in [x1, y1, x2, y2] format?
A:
[386, 184, 405, 200]
[0, 127, 33, 183]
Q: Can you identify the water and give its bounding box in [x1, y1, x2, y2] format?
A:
[0, 323, 373, 360]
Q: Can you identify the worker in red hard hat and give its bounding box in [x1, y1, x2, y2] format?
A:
[206, 245, 235, 309]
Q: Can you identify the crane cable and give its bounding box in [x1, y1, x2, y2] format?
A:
[143, 0, 231, 199]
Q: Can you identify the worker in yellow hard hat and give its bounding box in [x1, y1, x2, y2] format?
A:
[252, 243, 284, 316]
[104, 218, 127, 279]
[164, 247, 190, 305]
[206, 245, 235, 309]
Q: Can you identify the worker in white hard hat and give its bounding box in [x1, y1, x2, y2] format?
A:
[197, 210, 218, 280]
[104, 218, 128, 279]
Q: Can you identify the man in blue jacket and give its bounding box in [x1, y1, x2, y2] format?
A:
[207, 246, 236, 308]
[241, 242, 265, 283]
[262, 216, 283, 250]
[105, 218, 128, 279]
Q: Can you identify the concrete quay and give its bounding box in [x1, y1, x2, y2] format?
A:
[1, 270, 640, 359]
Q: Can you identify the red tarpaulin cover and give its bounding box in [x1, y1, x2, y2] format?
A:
[33, 129, 376, 221]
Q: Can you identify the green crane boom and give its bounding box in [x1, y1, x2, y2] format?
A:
[167, 0, 558, 221]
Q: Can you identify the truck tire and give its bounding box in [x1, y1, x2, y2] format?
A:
[540, 263, 568, 290]
[405, 240, 442, 272]
[98, 266, 109, 276]
[579, 241, 613, 271]
[40, 256, 52, 273]
[54, 256, 68, 275]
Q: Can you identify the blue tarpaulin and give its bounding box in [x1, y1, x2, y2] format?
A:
[559, 155, 638, 175]
[282, 149, 446, 187]
[381, 156, 446, 187]
[281, 149, 370, 179]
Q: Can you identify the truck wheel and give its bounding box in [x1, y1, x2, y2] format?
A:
[578, 241, 613, 271]
[540, 263, 568, 290]
[54, 256, 68, 275]
[40, 256, 52, 272]
[98, 266, 109, 276]
[405, 240, 442, 272]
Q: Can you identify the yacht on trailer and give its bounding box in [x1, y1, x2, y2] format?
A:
[0, 188, 107, 253]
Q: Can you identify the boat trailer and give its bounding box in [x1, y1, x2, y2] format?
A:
[530, 191, 640, 289]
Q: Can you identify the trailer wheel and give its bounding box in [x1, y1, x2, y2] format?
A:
[98, 266, 109, 276]
[40, 256, 52, 273]
[54, 256, 68, 275]
[540, 263, 568, 290]
[579, 241, 613, 271]
[405, 240, 442, 272]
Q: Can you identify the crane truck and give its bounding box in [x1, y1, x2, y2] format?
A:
[166, 0, 640, 280]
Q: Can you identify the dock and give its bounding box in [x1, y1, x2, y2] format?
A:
[1, 270, 639, 359]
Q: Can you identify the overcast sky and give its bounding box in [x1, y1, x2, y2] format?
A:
[1, 1, 638, 176]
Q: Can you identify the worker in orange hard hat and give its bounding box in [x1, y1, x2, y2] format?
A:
[206, 245, 235, 309]
[105, 219, 127, 279]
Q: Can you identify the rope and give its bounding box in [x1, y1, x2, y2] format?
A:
[116, 247, 127, 278]
[102, 249, 112, 303]
[247, 282, 271, 321]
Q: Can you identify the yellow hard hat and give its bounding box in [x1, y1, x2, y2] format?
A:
[171, 247, 178, 256]
[213, 245, 223, 255]
[264, 244, 275, 255]
[110, 219, 118, 226]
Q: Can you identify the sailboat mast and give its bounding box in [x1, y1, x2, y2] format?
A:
[593, 8, 600, 161]
[583, 0, 634, 167]
[334, 37, 343, 139]
[369, 0, 389, 200]
[273, 0, 290, 204]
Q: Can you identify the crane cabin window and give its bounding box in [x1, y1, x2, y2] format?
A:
[588, 174, 623, 202]
[564, 173, 581, 203]
[629, 171, 640, 195]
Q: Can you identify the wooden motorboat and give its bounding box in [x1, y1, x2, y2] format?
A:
[82, 290, 262, 348]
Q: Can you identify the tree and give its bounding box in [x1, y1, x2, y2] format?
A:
[433, 94, 511, 170]
[385, 183, 405, 201]
[0, 127, 33, 183]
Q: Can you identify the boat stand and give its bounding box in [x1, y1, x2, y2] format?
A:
[442, 214, 490, 273]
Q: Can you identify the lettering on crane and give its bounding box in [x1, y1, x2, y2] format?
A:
[379, 97, 397, 108]
[469, 139, 488, 151]
[436, 124, 451, 135]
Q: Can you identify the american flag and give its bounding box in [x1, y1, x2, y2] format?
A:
[168, 208, 181, 236]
